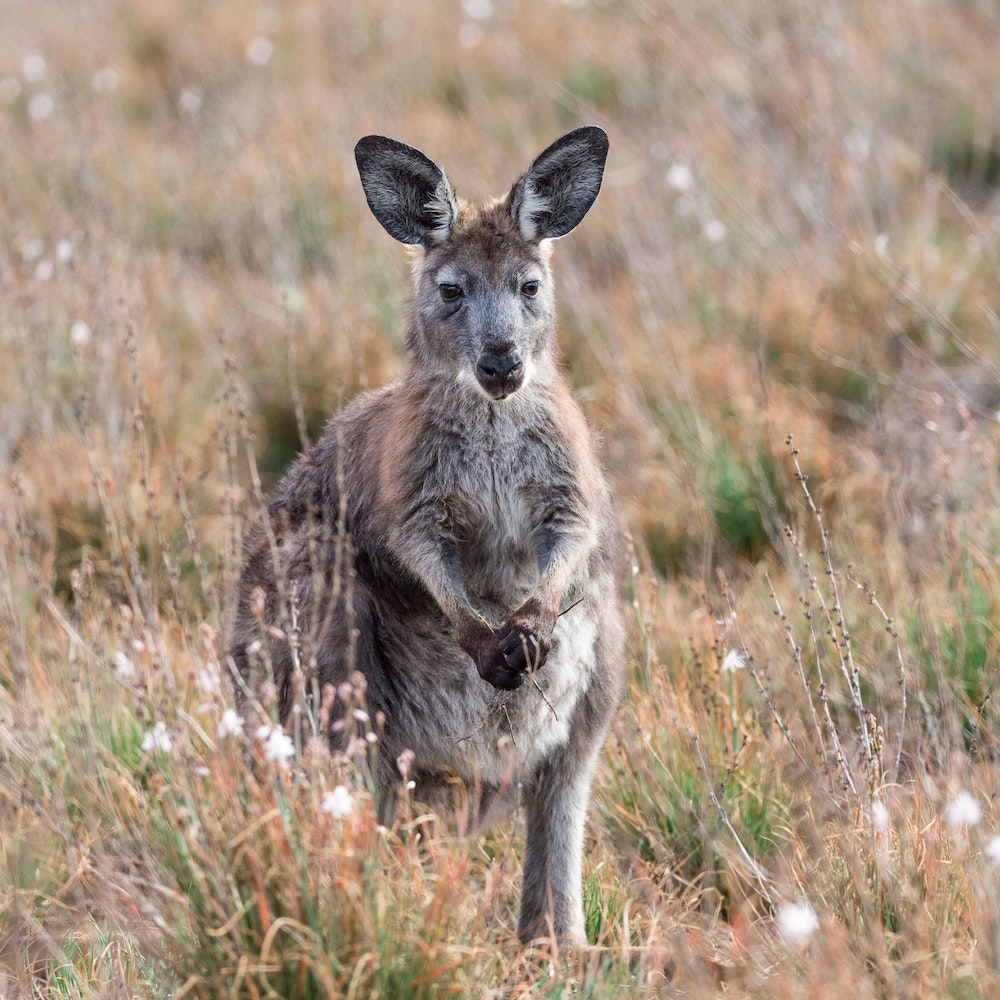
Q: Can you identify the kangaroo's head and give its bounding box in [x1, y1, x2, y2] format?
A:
[355, 127, 608, 403]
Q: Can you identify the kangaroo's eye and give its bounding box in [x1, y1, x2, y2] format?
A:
[521, 280, 540, 298]
[439, 284, 463, 302]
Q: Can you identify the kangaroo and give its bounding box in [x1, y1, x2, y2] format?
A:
[229, 126, 625, 946]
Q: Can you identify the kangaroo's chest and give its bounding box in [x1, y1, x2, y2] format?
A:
[444, 458, 541, 608]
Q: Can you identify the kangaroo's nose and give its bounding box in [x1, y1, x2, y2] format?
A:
[475, 346, 524, 399]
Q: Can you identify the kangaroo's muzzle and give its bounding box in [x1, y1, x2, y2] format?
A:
[475, 347, 524, 400]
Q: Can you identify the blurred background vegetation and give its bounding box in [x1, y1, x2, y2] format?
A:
[2, 0, 1000, 996]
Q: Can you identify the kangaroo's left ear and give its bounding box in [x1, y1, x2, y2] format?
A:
[509, 126, 609, 242]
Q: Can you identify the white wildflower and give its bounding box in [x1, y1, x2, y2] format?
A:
[113, 650, 135, 678]
[703, 219, 727, 244]
[217, 709, 244, 739]
[246, 37, 274, 66]
[178, 86, 202, 115]
[777, 901, 819, 947]
[56, 239, 73, 262]
[871, 797, 890, 831]
[91, 66, 120, 93]
[321, 785, 356, 819]
[70, 320, 92, 347]
[260, 726, 295, 765]
[21, 238, 43, 263]
[720, 649, 745, 673]
[984, 836, 1000, 866]
[462, 0, 493, 19]
[27, 93, 54, 121]
[21, 52, 47, 82]
[947, 790, 982, 831]
[141, 721, 173, 753]
[845, 128, 871, 164]
[665, 162, 693, 193]
[197, 664, 220, 693]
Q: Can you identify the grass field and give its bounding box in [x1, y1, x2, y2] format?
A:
[2, 0, 1000, 995]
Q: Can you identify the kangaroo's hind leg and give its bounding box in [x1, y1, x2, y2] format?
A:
[517, 735, 603, 947]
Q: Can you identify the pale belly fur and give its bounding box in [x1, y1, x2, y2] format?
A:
[442, 608, 598, 787]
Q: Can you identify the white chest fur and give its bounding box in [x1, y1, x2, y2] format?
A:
[453, 606, 598, 786]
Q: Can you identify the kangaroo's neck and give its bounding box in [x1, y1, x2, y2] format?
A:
[401, 355, 563, 435]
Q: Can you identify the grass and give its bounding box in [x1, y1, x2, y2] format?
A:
[3, 0, 1000, 995]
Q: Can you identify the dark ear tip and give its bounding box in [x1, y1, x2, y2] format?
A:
[354, 134, 392, 166]
[572, 125, 609, 156]
[579, 124, 609, 143]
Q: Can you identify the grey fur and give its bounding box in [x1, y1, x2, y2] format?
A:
[229, 126, 624, 946]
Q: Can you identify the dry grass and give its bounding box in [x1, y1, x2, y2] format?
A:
[2, 0, 1000, 995]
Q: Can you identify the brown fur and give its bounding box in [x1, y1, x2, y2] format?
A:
[229, 127, 624, 945]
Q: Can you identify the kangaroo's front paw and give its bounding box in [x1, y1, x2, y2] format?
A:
[494, 615, 552, 677]
[455, 617, 525, 690]
[479, 648, 529, 690]
[474, 637, 528, 690]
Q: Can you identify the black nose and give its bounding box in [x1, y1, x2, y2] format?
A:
[475, 347, 524, 398]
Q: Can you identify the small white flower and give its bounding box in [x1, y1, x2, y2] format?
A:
[27, 93, 54, 122]
[142, 721, 173, 753]
[777, 901, 819, 947]
[321, 785, 355, 819]
[21, 52, 47, 83]
[871, 797, 890, 831]
[260, 726, 295, 764]
[703, 219, 727, 244]
[984, 836, 1000, 866]
[178, 86, 202, 115]
[56, 239, 73, 263]
[217, 709, 244, 739]
[21, 238, 43, 263]
[845, 128, 871, 164]
[35, 258, 53, 280]
[70, 321, 92, 347]
[197, 665, 220, 693]
[113, 650, 135, 678]
[91, 66, 120, 94]
[947, 790, 982, 830]
[720, 649, 745, 673]
[665, 162, 693, 193]
[246, 37, 274, 66]
[461, 0, 493, 19]
[874, 232, 890, 262]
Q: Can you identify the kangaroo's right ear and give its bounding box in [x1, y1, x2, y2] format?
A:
[355, 136, 458, 248]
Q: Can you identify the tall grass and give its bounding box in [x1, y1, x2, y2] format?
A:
[2, 0, 1000, 995]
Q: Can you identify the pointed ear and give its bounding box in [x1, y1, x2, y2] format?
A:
[509, 126, 609, 242]
[354, 135, 458, 247]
